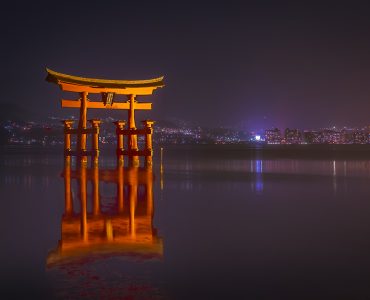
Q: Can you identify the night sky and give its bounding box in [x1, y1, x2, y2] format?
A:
[2, 1, 370, 130]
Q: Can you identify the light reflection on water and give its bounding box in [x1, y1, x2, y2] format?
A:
[165, 158, 370, 177]
[2, 146, 370, 299]
[3, 155, 370, 193]
[160, 158, 370, 194]
[46, 165, 163, 299]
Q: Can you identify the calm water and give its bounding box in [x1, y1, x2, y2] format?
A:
[2, 145, 370, 299]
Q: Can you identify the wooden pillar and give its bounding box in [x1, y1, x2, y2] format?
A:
[142, 120, 154, 166]
[128, 94, 139, 167]
[79, 166, 88, 242]
[92, 165, 100, 216]
[78, 91, 88, 165]
[64, 164, 73, 216]
[62, 120, 74, 165]
[114, 120, 126, 165]
[128, 95, 136, 132]
[89, 119, 101, 167]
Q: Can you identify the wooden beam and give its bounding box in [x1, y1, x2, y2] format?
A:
[59, 82, 158, 95]
[61, 99, 152, 110]
[117, 128, 151, 135]
[46, 68, 164, 88]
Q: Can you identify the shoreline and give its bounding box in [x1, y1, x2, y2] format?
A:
[1, 143, 370, 160]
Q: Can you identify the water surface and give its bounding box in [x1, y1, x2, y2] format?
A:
[2, 145, 370, 299]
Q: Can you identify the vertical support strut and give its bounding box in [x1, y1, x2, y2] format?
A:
[89, 119, 101, 167]
[114, 120, 126, 165]
[63, 120, 74, 165]
[78, 91, 88, 165]
[128, 94, 139, 167]
[142, 120, 154, 167]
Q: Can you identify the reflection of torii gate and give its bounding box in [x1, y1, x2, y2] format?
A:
[46, 68, 164, 166]
[47, 165, 162, 266]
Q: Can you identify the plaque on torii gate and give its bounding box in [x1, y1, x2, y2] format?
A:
[46, 68, 164, 165]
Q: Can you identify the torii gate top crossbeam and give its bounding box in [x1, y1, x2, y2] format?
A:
[46, 68, 165, 95]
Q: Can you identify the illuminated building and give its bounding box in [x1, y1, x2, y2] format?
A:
[303, 130, 321, 144]
[340, 128, 354, 144]
[353, 130, 368, 144]
[321, 129, 340, 144]
[284, 128, 302, 144]
[265, 128, 281, 144]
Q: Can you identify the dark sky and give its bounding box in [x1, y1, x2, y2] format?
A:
[2, 1, 370, 130]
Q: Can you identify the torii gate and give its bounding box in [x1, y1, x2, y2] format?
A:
[46, 68, 164, 166]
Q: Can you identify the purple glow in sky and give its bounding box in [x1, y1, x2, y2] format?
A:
[2, 1, 370, 130]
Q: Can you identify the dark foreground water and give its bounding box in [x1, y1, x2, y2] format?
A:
[2, 144, 370, 299]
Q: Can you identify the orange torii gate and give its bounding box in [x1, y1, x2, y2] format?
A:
[46, 68, 164, 166]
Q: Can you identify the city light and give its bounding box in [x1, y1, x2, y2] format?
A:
[3, 119, 370, 146]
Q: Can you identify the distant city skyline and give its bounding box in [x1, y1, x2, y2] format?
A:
[2, 102, 370, 135]
[3, 117, 370, 146]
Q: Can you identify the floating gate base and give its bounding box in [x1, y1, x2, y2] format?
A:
[115, 120, 154, 167]
[63, 119, 154, 167]
[63, 119, 101, 166]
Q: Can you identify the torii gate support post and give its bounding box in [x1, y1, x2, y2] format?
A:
[88, 119, 101, 167]
[128, 94, 139, 167]
[63, 120, 74, 166]
[142, 120, 154, 167]
[114, 120, 126, 165]
[78, 91, 88, 165]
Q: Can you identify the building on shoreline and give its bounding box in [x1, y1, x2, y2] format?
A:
[265, 128, 282, 144]
[3, 119, 370, 146]
[284, 128, 302, 144]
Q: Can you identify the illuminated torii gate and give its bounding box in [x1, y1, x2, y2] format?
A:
[46, 68, 164, 165]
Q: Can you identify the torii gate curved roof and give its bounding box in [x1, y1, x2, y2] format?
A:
[46, 68, 165, 95]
